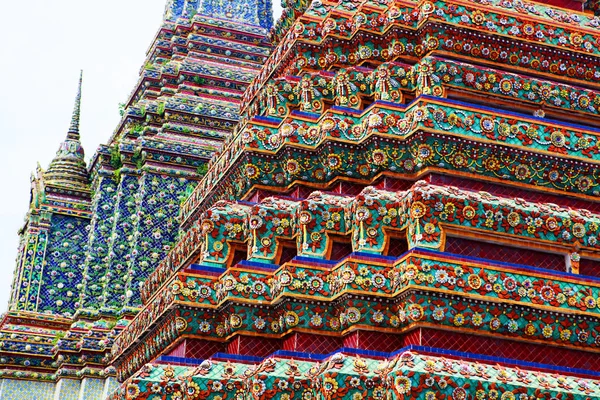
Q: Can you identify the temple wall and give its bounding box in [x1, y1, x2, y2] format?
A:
[78, 377, 105, 398]
[77, 170, 192, 315]
[0, 379, 54, 400]
[0, 377, 117, 400]
[121, 173, 189, 309]
[100, 173, 140, 312]
[54, 378, 80, 400]
[79, 173, 119, 312]
[8, 212, 89, 316]
[38, 214, 89, 316]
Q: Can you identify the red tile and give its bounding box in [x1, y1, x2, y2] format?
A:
[418, 328, 600, 375]
[579, 258, 600, 278]
[445, 237, 565, 272]
[283, 333, 342, 354]
[343, 330, 404, 352]
[185, 339, 224, 359]
[227, 336, 281, 357]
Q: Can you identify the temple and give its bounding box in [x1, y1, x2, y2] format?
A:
[3, 0, 600, 397]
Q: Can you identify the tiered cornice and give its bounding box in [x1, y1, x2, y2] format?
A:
[43, 71, 91, 198]
[114, 180, 600, 379]
[109, 349, 600, 399]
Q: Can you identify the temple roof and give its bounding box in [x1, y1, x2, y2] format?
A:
[43, 71, 91, 194]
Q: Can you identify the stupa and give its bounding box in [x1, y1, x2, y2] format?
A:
[4, 0, 600, 398]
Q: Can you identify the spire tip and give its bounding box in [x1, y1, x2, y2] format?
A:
[67, 71, 83, 140]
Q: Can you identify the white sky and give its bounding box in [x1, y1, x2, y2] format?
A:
[0, 1, 283, 311]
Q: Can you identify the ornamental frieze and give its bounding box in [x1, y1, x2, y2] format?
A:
[243, 98, 600, 161]
[249, 56, 600, 120]
[111, 350, 600, 399]
[114, 247, 600, 377]
[114, 287, 600, 381]
[178, 177, 600, 286]
[244, 0, 600, 109]
[181, 113, 600, 228]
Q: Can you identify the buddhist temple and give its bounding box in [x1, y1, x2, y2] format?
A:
[3, 0, 600, 397]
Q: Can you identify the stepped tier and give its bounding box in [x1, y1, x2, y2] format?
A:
[0, 4, 273, 395]
[6, 0, 600, 394]
[245, 0, 600, 108]
[113, 180, 600, 379]
[181, 95, 600, 227]
[104, 0, 600, 387]
[109, 348, 600, 399]
[150, 88, 600, 298]
[74, 13, 273, 319]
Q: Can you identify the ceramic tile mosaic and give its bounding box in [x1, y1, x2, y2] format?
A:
[54, 379, 80, 400]
[78, 378, 104, 399]
[0, 379, 54, 400]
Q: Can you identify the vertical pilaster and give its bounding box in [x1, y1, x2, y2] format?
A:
[53, 378, 81, 400]
[101, 172, 140, 312]
[8, 234, 28, 310]
[78, 378, 105, 400]
[79, 173, 119, 313]
[102, 377, 118, 398]
[18, 227, 49, 312]
[121, 173, 189, 311]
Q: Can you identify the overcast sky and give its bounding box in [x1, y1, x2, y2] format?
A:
[0, 1, 282, 311]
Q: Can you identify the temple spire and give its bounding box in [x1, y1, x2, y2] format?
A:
[42, 71, 90, 193]
[67, 70, 83, 140]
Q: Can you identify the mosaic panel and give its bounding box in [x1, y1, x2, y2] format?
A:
[79, 174, 119, 311]
[122, 173, 189, 310]
[55, 378, 80, 400]
[13, 229, 48, 312]
[38, 214, 89, 316]
[79, 378, 105, 399]
[0, 379, 54, 400]
[101, 173, 140, 311]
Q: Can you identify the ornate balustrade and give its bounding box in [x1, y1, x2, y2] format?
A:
[182, 94, 600, 228]
[113, 239, 600, 379]
[109, 348, 600, 399]
[159, 173, 600, 310]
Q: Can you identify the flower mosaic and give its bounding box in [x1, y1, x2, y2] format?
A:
[110, 350, 600, 400]
[79, 174, 119, 314]
[114, 234, 600, 376]
[7, 0, 600, 393]
[1, 0, 274, 393]
[39, 215, 89, 316]
[122, 174, 189, 309]
[101, 173, 141, 313]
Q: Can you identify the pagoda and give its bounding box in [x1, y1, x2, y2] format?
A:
[0, 0, 271, 397]
[5, 0, 600, 396]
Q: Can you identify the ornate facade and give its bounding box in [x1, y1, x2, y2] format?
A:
[3, 0, 600, 397]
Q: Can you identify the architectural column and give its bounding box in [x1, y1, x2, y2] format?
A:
[78, 171, 119, 314]
[100, 171, 140, 313]
[77, 378, 105, 400]
[53, 378, 81, 400]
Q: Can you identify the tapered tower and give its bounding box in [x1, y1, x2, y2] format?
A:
[8, 71, 91, 316]
[0, 0, 272, 397]
[7, 0, 600, 397]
